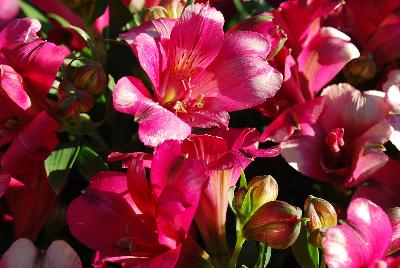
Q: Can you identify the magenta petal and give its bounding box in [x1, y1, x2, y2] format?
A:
[43, 240, 82, 268]
[298, 27, 360, 96]
[389, 115, 400, 151]
[0, 238, 37, 268]
[168, 4, 224, 75]
[0, 18, 41, 47]
[0, 170, 11, 197]
[151, 140, 208, 246]
[0, 0, 19, 29]
[260, 97, 324, 142]
[323, 198, 392, 268]
[113, 76, 191, 147]
[192, 31, 282, 111]
[0, 64, 31, 110]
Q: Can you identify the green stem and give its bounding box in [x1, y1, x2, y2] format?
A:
[228, 233, 245, 268]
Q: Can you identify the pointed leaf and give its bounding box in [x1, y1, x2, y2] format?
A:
[76, 146, 108, 180]
[291, 221, 319, 268]
[255, 243, 272, 268]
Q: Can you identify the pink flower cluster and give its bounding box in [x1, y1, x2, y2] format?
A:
[0, 0, 400, 267]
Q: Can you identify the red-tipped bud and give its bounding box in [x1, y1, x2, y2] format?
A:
[242, 200, 302, 249]
[70, 61, 107, 95]
[248, 175, 278, 212]
[57, 81, 95, 117]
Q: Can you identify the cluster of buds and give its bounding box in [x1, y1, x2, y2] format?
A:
[57, 59, 107, 118]
[143, 0, 186, 21]
[304, 195, 337, 247]
[233, 175, 302, 249]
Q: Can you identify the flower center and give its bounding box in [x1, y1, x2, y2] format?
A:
[320, 128, 349, 172]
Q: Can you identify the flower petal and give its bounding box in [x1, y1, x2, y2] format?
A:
[298, 27, 360, 96]
[113, 76, 191, 147]
[323, 198, 392, 268]
[0, 64, 30, 110]
[192, 31, 282, 111]
[43, 240, 82, 268]
[0, 238, 37, 268]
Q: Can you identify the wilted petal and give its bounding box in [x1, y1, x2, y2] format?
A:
[298, 27, 360, 96]
[191, 31, 282, 111]
[323, 198, 392, 268]
[113, 76, 191, 147]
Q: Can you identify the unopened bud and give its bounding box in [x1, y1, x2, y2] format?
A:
[233, 187, 248, 217]
[304, 195, 337, 233]
[248, 175, 278, 212]
[70, 61, 107, 95]
[343, 54, 376, 83]
[143, 6, 169, 21]
[242, 200, 302, 249]
[57, 81, 95, 117]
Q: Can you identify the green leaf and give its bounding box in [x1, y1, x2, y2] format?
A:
[76, 146, 109, 180]
[19, 0, 49, 24]
[240, 170, 248, 188]
[47, 13, 70, 27]
[255, 243, 272, 268]
[291, 221, 320, 268]
[45, 143, 81, 194]
[70, 26, 96, 55]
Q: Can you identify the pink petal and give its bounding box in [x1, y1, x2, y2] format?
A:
[0, 0, 19, 29]
[151, 140, 208, 247]
[321, 83, 391, 141]
[0, 170, 11, 197]
[192, 31, 282, 111]
[4, 39, 70, 99]
[0, 238, 37, 268]
[113, 76, 191, 147]
[0, 18, 41, 47]
[280, 128, 330, 182]
[260, 97, 324, 142]
[298, 27, 360, 96]
[168, 4, 224, 76]
[389, 115, 400, 150]
[323, 198, 392, 268]
[182, 134, 228, 165]
[43, 240, 82, 268]
[0, 64, 31, 110]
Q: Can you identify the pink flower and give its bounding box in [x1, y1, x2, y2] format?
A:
[323, 198, 395, 268]
[280, 83, 392, 187]
[113, 3, 282, 146]
[1, 111, 60, 240]
[232, 2, 359, 119]
[0, 18, 69, 145]
[180, 128, 263, 266]
[67, 140, 208, 267]
[0, 238, 82, 268]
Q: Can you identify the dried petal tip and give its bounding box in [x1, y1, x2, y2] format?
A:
[243, 200, 302, 249]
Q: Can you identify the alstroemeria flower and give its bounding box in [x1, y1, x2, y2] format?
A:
[1, 111, 60, 240]
[179, 128, 266, 266]
[322, 198, 398, 268]
[113, 3, 282, 146]
[232, 2, 359, 119]
[0, 238, 82, 268]
[0, 18, 69, 145]
[280, 83, 392, 187]
[67, 140, 208, 267]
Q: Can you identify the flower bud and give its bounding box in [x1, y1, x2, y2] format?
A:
[233, 187, 248, 217]
[57, 81, 95, 117]
[343, 54, 376, 83]
[143, 6, 169, 21]
[248, 175, 278, 212]
[69, 61, 107, 95]
[242, 200, 302, 249]
[304, 195, 337, 233]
